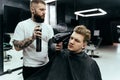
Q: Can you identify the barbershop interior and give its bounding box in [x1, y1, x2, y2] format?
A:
[0, 0, 120, 80]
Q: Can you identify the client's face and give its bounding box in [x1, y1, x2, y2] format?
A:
[68, 32, 86, 53]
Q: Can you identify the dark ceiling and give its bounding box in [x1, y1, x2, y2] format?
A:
[6, 0, 120, 20]
[4, 0, 120, 20]
[59, 0, 120, 20]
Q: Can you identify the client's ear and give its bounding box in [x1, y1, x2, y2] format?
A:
[82, 42, 87, 49]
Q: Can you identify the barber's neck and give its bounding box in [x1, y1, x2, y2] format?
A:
[31, 17, 36, 22]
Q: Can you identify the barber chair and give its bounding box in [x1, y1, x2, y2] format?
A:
[86, 37, 102, 58]
[3, 33, 12, 62]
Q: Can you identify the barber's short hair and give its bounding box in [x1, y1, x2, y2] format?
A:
[74, 25, 91, 42]
[30, 0, 46, 7]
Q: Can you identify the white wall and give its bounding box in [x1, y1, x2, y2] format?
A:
[45, 4, 56, 26]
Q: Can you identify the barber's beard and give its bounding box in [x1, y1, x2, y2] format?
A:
[34, 14, 44, 23]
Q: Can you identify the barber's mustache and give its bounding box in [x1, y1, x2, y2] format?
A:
[41, 15, 45, 18]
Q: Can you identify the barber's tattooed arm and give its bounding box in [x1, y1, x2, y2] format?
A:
[13, 26, 41, 51]
[13, 36, 34, 51]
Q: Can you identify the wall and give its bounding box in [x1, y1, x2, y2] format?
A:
[0, 0, 3, 74]
[3, 0, 30, 33]
[0, 0, 30, 74]
[0, 15, 3, 74]
[45, 3, 57, 25]
[110, 21, 120, 43]
[56, 2, 65, 24]
[56, 0, 113, 45]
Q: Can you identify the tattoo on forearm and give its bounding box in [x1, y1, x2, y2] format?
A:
[13, 37, 34, 50]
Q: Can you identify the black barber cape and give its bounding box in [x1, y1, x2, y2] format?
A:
[27, 50, 102, 80]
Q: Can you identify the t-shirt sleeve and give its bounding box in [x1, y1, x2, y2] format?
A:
[12, 22, 25, 41]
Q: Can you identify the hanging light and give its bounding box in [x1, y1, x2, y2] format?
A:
[117, 25, 120, 28]
[74, 8, 107, 17]
[45, 0, 56, 3]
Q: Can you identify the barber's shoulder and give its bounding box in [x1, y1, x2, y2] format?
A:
[42, 24, 53, 31]
[42, 23, 51, 27]
[19, 18, 30, 23]
[16, 19, 30, 28]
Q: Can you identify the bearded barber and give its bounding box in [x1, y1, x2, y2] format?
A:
[12, 0, 54, 80]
